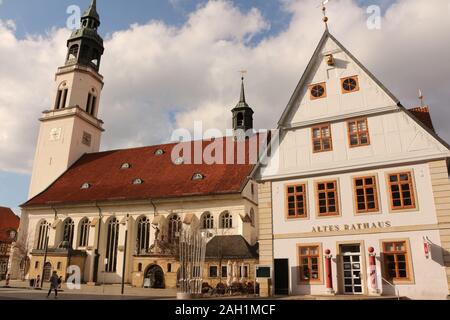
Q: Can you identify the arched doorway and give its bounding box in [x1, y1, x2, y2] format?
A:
[144, 265, 165, 289]
[43, 262, 52, 281]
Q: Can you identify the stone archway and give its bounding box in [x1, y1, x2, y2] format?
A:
[144, 265, 165, 289]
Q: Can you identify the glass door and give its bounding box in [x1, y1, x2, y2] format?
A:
[341, 244, 363, 295]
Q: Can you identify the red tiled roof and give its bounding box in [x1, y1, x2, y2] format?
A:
[23, 136, 262, 207]
[409, 106, 435, 132]
[0, 207, 20, 243]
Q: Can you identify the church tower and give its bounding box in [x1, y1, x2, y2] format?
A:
[232, 77, 254, 133]
[28, 0, 105, 198]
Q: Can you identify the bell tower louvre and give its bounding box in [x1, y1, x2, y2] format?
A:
[28, 0, 105, 199]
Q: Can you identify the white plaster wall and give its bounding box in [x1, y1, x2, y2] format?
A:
[274, 230, 448, 300]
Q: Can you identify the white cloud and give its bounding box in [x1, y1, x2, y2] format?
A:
[1, 0, 450, 174]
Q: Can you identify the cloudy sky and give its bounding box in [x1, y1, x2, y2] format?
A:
[0, 0, 449, 212]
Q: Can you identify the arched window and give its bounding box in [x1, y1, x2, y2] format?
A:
[36, 221, 49, 250]
[220, 212, 233, 229]
[55, 82, 68, 110]
[62, 218, 75, 248]
[138, 263, 143, 272]
[78, 218, 90, 247]
[106, 218, 119, 273]
[237, 113, 244, 127]
[136, 216, 150, 255]
[201, 212, 214, 230]
[168, 215, 182, 244]
[86, 88, 97, 116]
[250, 208, 255, 227]
[68, 44, 79, 61]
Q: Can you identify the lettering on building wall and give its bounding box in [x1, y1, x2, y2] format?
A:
[312, 221, 392, 233]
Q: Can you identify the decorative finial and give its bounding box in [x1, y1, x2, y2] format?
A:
[418, 89, 425, 107]
[319, 0, 330, 30]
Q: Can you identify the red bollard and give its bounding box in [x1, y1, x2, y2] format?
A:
[325, 249, 335, 295]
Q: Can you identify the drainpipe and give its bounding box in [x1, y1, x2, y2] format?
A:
[93, 202, 103, 283]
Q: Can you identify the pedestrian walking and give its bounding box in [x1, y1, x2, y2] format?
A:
[47, 271, 59, 299]
[58, 276, 63, 290]
[5, 274, 10, 287]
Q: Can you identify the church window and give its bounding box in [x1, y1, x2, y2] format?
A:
[298, 245, 322, 283]
[68, 44, 79, 61]
[55, 90, 63, 110]
[221, 265, 228, 278]
[309, 83, 326, 100]
[86, 92, 97, 116]
[167, 263, 172, 273]
[168, 215, 182, 244]
[78, 218, 90, 247]
[382, 241, 411, 281]
[341, 76, 359, 93]
[138, 263, 143, 272]
[250, 208, 256, 227]
[286, 184, 308, 219]
[62, 218, 75, 248]
[312, 124, 332, 153]
[220, 212, 233, 229]
[133, 178, 144, 185]
[388, 172, 416, 210]
[201, 212, 214, 229]
[348, 118, 370, 147]
[192, 173, 204, 181]
[316, 181, 339, 217]
[61, 89, 68, 109]
[36, 221, 50, 250]
[209, 266, 218, 278]
[237, 113, 244, 127]
[105, 218, 119, 273]
[354, 176, 379, 213]
[136, 216, 150, 255]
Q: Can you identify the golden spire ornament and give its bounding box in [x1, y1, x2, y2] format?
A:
[320, 0, 330, 30]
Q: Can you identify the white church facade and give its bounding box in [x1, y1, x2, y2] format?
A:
[254, 30, 450, 300]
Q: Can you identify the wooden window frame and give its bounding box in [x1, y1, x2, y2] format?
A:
[381, 240, 413, 284]
[309, 82, 327, 100]
[387, 172, 416, 211]
[285, 184, 308, 219]
[297, 243, 323, 284]
[347, 118, 370, 148]
[209, 265, 219, 278]
[312, 124, 333, 153]
[353, 176, 379, 214]
[316, 180, 340, 217]
[341, 75, 360, 94]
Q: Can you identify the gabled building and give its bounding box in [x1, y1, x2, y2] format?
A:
[254, 29, 450, 299]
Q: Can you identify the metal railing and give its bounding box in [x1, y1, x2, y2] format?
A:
[382, 277, 400, 300]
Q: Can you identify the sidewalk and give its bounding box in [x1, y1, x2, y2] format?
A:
[2, 280, 177, 298]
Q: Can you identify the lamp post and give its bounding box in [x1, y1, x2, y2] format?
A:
[121, 214, 129, 295]
[40, 235, 50, 289]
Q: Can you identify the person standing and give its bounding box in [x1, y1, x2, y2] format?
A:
[35, 275, 41, 289]
[47, 271, 59, 299]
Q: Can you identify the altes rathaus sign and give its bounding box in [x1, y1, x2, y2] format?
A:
[312, 221, 392, 233]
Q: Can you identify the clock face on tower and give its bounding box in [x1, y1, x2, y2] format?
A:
[50, 128, 62, 141]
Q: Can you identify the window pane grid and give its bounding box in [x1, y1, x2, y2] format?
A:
[312, 124, 333, 153]
[286, 184, 307, 218]
[348, 118, 370, 147]
[383, 241, 410, 280]
[316, 181, 339, 216]
[299, 246, 321, 282]
[388, 172, 416, 210]
[354, 176, 379, 213]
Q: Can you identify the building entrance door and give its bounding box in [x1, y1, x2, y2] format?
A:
[144, 265, 165, 289]
[340, 244, 363, 295]
[274, 259, 289, 295]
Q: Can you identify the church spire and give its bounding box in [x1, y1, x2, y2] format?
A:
[232, 75, 254, 133]
[65, 0, 104, 71]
